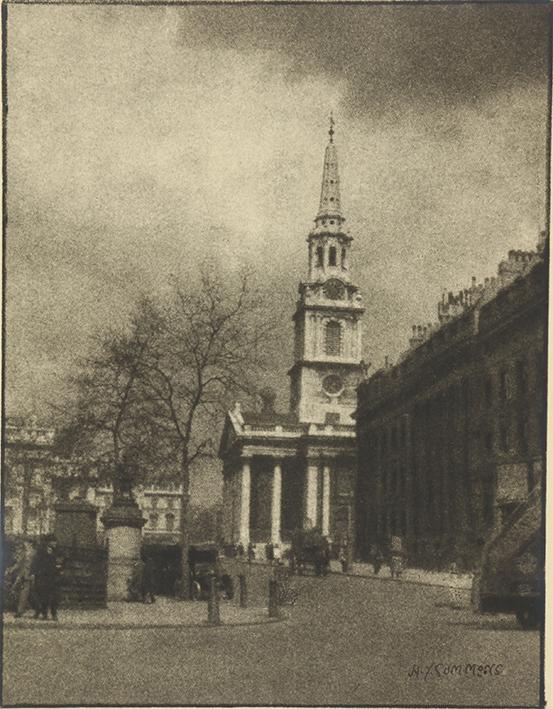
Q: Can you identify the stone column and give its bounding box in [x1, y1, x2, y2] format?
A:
[322, 464, 331, 536]
[101, 498, 145, 602]
[239, 458, 251, 546]
[304, 461, 319, 529]
[271, 461, 282, 544]
[221, 475, 231, 543]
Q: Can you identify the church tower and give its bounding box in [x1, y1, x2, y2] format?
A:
[289, 118, 365, 424]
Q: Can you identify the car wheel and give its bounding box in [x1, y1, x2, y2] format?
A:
[516, 605, 540, 630]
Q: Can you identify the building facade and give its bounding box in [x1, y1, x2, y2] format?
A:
[4, 419, 183, 545]
[219, 121, 365, 555]
[355, 238, 547, 571]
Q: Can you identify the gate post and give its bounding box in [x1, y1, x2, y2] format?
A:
[239, 574, 248, 608]
[268, 578, 279, 618]
[207, 574, 221, 625]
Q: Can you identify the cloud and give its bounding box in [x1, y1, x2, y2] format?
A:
[6, 3, 548, 426]
[177, 4, 548, 118]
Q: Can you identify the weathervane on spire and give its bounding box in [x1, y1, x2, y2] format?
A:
[329, 112, 335, 143]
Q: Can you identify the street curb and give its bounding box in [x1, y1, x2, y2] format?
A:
[330, 569, 473, 591]
[231, 559, 472, 591]
[4, 615, 284, 631]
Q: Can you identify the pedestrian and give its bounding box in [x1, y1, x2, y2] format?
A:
[373, 545, 384, 576]
[127, 558, 145, 602]
[272, 543, 282, 566]
[339, 541, 348, 573]
[12, 539, 36, 618]
[247, 542, 255, 564]
[141, 555, 156, 604]
[31, 538, 63, 620]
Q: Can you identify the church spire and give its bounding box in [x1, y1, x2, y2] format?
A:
[316, 114, 344, 226]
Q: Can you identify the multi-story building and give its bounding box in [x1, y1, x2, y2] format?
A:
[4, 419, 182, 545]
[219, 120, 365, 554]
[4, 419, 57, 537]
[355, 237, 547, 571]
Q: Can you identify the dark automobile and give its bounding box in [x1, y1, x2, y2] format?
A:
[289, 528, 330, 577]
[188, 544, 234, 601]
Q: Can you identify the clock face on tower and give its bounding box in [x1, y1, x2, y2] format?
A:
[323, 278, 345, 300]
[322, 373, 344, 396]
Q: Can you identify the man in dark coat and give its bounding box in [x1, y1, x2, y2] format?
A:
[31, 538, 63, 620]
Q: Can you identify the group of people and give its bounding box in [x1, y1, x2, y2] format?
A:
[5, 536, 64, 620]
[371, 543, 404, 578]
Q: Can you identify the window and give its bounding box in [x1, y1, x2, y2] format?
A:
[499, 371, 509, 402]
[166, 513, 175, 532]
[341, 248, 346, 268]
[5, 506, 13, 534]
[484, 375, 493, 407]
[329, 246, 337, 266]
[150, 513, 159, 529]
[325, 321, 342, 356]
[517, 416, 528, 454]
[391, 426, 398, 451]
[516, 359, 527, 396]
[325, 412, 340, 425]
[150, 497, 158, 510]
[400, 417, 407, 447]
[382, 466, 388, 492]
[316, 246, 324, 267]
[499, 423, 509, 452]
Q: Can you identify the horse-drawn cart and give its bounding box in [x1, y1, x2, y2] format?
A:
[289, 529, 330, 577]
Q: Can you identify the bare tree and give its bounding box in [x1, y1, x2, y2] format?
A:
[60, 267, 274, 597]
[139, 267, 274, 597]
[57, 301, 166, 491]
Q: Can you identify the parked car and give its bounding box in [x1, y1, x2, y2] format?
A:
[188, 544, 234, 601]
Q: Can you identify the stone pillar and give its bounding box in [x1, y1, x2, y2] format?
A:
[322, 464, 331, 537]
[54, 499, 98, 548]
[101, 498, 145, 601]
[304, 461, 319, 529]
[271, 461, 282, 544]
[239, 458, 251, 546]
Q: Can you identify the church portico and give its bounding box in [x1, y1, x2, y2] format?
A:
[220, 407, 358, 554]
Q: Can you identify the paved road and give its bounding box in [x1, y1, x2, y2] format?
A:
[3, 573, 541, 706]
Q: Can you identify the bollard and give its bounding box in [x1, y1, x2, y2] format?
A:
[239, 574, 248, 609]
[268, 578, 279, 619]
[207, 574, 221, 625]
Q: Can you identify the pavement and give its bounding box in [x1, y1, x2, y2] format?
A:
[4, 560, 473, 634]
[3, 572, 540, 707]
[328, 559, 474, 589]
[240, 557, 474, 589]
[3, 595, 278, 630]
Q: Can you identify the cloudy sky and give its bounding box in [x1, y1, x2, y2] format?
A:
[7, 4, 549, 500]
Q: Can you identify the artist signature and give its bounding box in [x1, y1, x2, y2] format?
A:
[408, 663, 505, 680]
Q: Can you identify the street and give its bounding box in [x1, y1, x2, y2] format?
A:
[3, 573, 541, 707]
